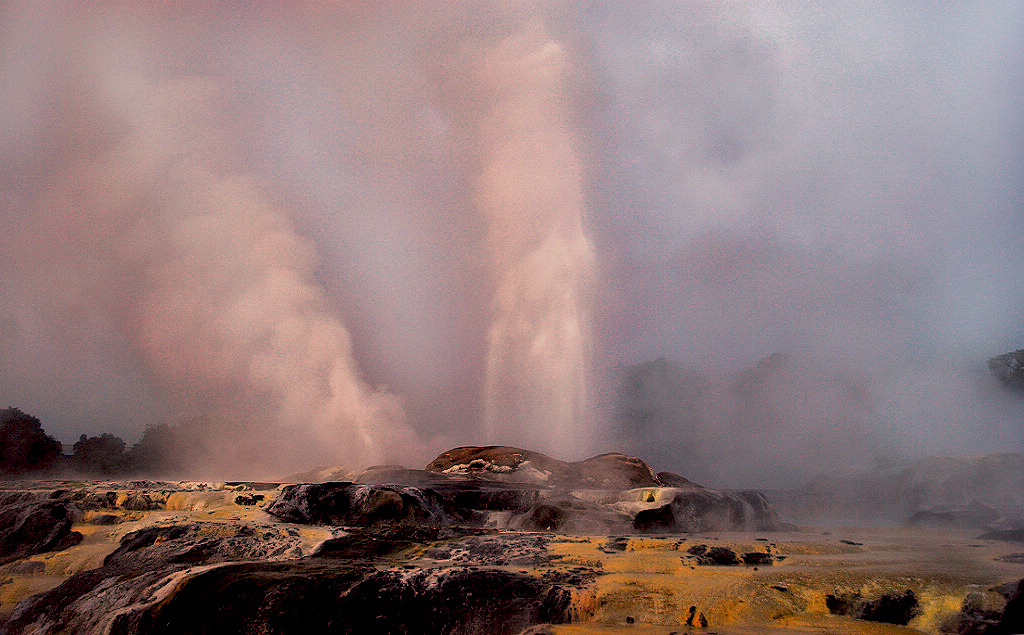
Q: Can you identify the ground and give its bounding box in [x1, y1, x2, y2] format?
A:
[1, 479, 1021, 634]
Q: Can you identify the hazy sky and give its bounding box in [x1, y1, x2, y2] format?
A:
[2, 2, 1022, 481]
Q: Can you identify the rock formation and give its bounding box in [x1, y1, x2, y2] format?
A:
[0, 493, 82, 565]
[267, 446, 783, 535]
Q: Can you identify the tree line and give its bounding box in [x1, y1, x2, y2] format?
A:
[0, 407, 205, 477]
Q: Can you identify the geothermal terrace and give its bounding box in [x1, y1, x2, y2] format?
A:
[1, 446, 1022, 634]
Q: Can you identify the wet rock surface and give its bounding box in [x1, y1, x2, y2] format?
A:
[7, 447, 1024, 634]
[124, 564, 570, 635]
[0, 497, 82, 565]
[266, 448, 782, 536]
[265, 482, 455, 527]
[826, 589, 921, 625]
[632, 488, 783, 533]
[2, 522, 308, 634]
[1, 519, 575, 635]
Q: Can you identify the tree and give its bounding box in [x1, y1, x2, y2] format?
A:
[0, 407, 63, 475]
[72, 433, 128, 475]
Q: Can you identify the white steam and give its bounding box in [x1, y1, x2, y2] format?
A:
[472, 23, 597, 455]
[36, 75, 411, 473]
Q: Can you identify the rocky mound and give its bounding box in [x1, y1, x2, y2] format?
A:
[631, 488, 780, 533]
[263, 447, 784, 534]
[425, 446, 665, 490]
[266, 482, 456, 527]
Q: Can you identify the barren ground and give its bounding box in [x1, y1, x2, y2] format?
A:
[2, 480, 1021, 634]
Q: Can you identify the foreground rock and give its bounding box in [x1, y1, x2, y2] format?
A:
[0, 493, 82, 565]
[1, 521, 574, 635]
[826, 589, 921, 625]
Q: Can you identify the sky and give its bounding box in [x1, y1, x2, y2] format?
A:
[1, 1, 1022, 483]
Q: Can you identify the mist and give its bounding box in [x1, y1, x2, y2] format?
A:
[1, 2, 1022, 483]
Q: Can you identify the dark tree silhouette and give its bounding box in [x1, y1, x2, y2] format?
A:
[0, 407, 63, 475]
[72, 433, 128, 475]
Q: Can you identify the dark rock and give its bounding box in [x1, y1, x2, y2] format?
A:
[265, 482, 453, 527]
[633, 488, 782, 533]
[657, 471, 702, 488]
[599, 536, 629, 553]
[425, 446, 666, 491]
[233, 493, 265, 506]
[826, 589, 919, 625]
[577, 453, 661, 490]
[825, 591, 863, 617]
[311, 526, 473, 560]
[686, 544, 708, 556]
[538, 566, 600, 588]
[436, 484, 539, 513]
[989, 349, 1024, 391]
[2, 522, 311, 634]
[87, 513, 122, 525]
[519, 504, 565, 531]
[994, 578, 1024, 634]
[5, 547, 573, 635]
[509, 495, 630, 534]
[427, 533, 556, 567]
[741, 551, 774, 566]
[633, 500, 677, 532]
[839, 539, 863, 546]
[0, 500, 83, 565]
[860, 590, 920, 625]
[121, 493, 155, 511]
[695, 546, 740, 566]
[426, 446, 573, 484]
[979, 529, 1024, 542]
[684, 605, 707, 627]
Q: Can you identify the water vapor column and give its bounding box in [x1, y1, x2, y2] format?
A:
[474, 22, 596, 455]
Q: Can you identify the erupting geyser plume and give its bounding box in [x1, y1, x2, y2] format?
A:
[473, 22, 596, 454]
[30, 76, 410, 474]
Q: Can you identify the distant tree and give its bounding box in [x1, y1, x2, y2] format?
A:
[126, 422, 179, 474]
[72, 433, 128, 475]
[0, 407, 63, 475]
[988, 349, 1024, 391]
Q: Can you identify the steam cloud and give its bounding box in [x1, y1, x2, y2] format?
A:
[1, 2, 1022, 483]
[474, 22, 596, 455]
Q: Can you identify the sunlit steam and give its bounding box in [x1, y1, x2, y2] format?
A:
[39, 76, 410, 474]
[473, 23, 596, 454]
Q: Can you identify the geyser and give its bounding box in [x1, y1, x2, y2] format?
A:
[474, 22, 596, 455]
[30, 75, 411, 474]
